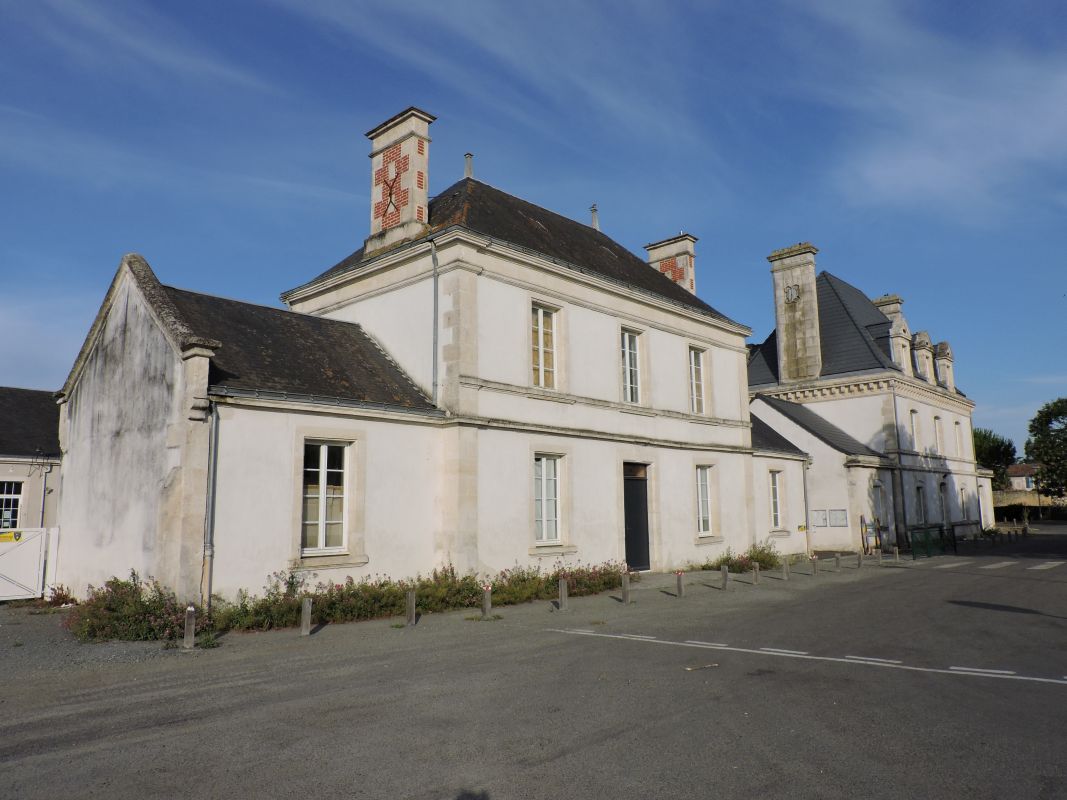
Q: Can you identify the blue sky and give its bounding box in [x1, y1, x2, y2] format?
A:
[2, 0, 1065, 450]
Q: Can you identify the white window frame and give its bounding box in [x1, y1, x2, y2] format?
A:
[696, 465, 713, 536]
[531, 304, 556, 390]
[688, 347, 705, 415]
[301, 441, 349, 554]
[533, 454, 561, 544]
[769, 470, 782, 530]
[0, 481, 21, 529]
[621, 329, 641, 404]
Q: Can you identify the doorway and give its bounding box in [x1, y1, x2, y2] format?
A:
[623, 463, 650, 571]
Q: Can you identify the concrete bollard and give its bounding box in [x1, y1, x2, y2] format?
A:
[857, 552, 863, 569]
[877, 548, 883, 566]
[300, 597, 312, 637]
[835, 554, 841, 572]
[183, 605, 195, 650]
[753, 562, 760, 585]
[406, 589, 416, 626]
[622, 572, 631, 605]
[481, 586, 492, 620]
[558, 576, 569, 612]
[782, 558, 790, 581]
[721, 565, 730, 591]
[676, 571, 685, 598]
[893, 546, 900, 563]
[813, 557, 820, 576]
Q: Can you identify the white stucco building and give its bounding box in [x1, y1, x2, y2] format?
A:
[54, 108, 808, 602]
[747, 243, 994, 552]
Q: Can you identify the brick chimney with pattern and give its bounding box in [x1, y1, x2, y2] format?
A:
[644, 234, 697, 294]
[365, 107, 435, 253]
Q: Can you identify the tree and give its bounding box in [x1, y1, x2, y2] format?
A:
[973, 427, 1016, 490]
[1025, 398, 1067, 498]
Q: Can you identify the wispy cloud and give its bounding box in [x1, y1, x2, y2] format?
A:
[1022, 375, 1067, 385]
[782, 0, 1067, 220]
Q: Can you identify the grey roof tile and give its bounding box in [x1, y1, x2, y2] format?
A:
[755, 395, 882, 458]
[750, 413, 806, 456]
[0, 387, 59, 458]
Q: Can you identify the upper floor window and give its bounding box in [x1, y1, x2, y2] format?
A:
[696, 466, 713, 535]
[769, 471, 782, 529]
[934, 416, 944, 455]
[302, 442, 347, 552]
[621, 329, 641, 404]
[688, 347, 705, 414]
[534, 454, 561, 543]
[531, 305, 556, 390]
[909, 410, 920, 450]
[0, 481, 21, 529]
[954, 421, 964, 457]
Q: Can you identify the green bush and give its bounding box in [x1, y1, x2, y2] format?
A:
[691, 541, 782, 573]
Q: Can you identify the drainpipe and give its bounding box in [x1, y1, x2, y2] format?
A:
[890, 385, 907, 546]
[39, 463, 52, 527]
[200, 402, 220, 610]
[802, 456, 813, 555]
[430, 238, 440, 407]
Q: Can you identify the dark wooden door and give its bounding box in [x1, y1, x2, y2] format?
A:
[623, 463, 650, 571]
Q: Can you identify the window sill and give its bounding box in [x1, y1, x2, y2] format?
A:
[694, 535, 724, 546]
[619, 406, 655, 417]
[295, 552, 370, 569]
[769, 530, 792, 538]
[528, 543, 578, 557]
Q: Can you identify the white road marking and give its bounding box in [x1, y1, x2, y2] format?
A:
[846, 655, 903, 665]
[1028, 562, 1065, 571]
[760, 647, 809, 655]
[618, 633, 656, 640]
[933, 561, 970, 569]
[950, 666, 1017, 675]
[979, 561, 1016, 570]
[546, 629, 1067, 686]
[685, 640, 729, 647]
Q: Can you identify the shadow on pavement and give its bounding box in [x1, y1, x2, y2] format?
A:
[949, 599, 1067, 620]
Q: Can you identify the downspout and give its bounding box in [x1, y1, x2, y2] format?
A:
[200, 402, 220, 610]
[430, 238, 440, 407]
[890, 384, 907, 547]
[802, 456, 813, 555]
[39, 463, 52, 527]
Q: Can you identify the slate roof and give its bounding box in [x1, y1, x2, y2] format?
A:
[748, 271, 899, 387]
[0, 387, 60, 458]
[750, 413, 806, 457]
[754, 395, 882, 458]
[293, 178, 743, 328]
[164, 287, 436, 411]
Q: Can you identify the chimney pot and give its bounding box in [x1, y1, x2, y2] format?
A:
[590, 203, 600, 231]
[464, 152, 473, 179]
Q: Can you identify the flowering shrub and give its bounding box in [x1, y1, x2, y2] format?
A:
[693, 541, 782, 573]
[64, 571, 211, 643]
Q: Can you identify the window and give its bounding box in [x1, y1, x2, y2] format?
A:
[696, 466, 712, 535]
[531, 305, 555, 389]
[0, 482, 21, 529]
[960, 488, 968, 519]
[688, 347, 705, 414]
[1025, 477, 1034, 490]
[769, 471, 782, 529]
[909, 410, 920, 451]
[534, 454, 560, 543]
[621, 329, 640, 403]
[954, 421, 963, 457]
[812, 509, 828, 527]
[301, 442, 347, 552]
[934, 416, 944, 455]
[914, 485, 926, 525]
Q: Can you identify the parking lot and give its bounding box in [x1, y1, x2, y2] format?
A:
[3, 526, 1066, 799]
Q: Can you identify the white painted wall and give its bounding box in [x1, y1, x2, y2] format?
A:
[0, 459, 59, 529]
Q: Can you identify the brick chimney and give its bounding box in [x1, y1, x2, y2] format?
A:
[644, 234, 697, 294]
[365, 107, 435, 252]
[768, 242, 821, 383]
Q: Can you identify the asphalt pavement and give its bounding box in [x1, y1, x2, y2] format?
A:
[2, 525, 1066, 799]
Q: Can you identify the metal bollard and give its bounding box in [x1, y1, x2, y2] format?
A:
[782, 558, 790, 581]
[893, 546, 900, 563]
[183, 605, 195, 650]
[835, 554, 841, 572]
[622, 571, 631, 605]
[558, 576, 569, 612]
[721, 565, 730, 591]
[676, 571, 685, 598]
[406, 589, 416, 626]
[753, 562, 760, 585]
[481, 586, 492, 620]
[300, 597, 312, 637]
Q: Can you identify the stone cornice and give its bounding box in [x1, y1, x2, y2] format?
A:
[750, 372, 974, 412]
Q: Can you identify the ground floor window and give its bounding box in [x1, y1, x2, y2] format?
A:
[302, 442, 347, 552]
[914, 485, 926, 525]
[696, 466, 712, 535]
[769, 471, 782, 529]
[534, 454, 561, 543]
[0, 482, 21, 529]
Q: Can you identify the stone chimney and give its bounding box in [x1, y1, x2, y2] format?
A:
[934, 341, 955, 391]
[644, 233, 697, 294]
[590, 203, 600, 231]
[873, 294, 912, 377]
[365, 107, 435, 252]
[912, 331, 935, 382]
[768, 242, 821, 383]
